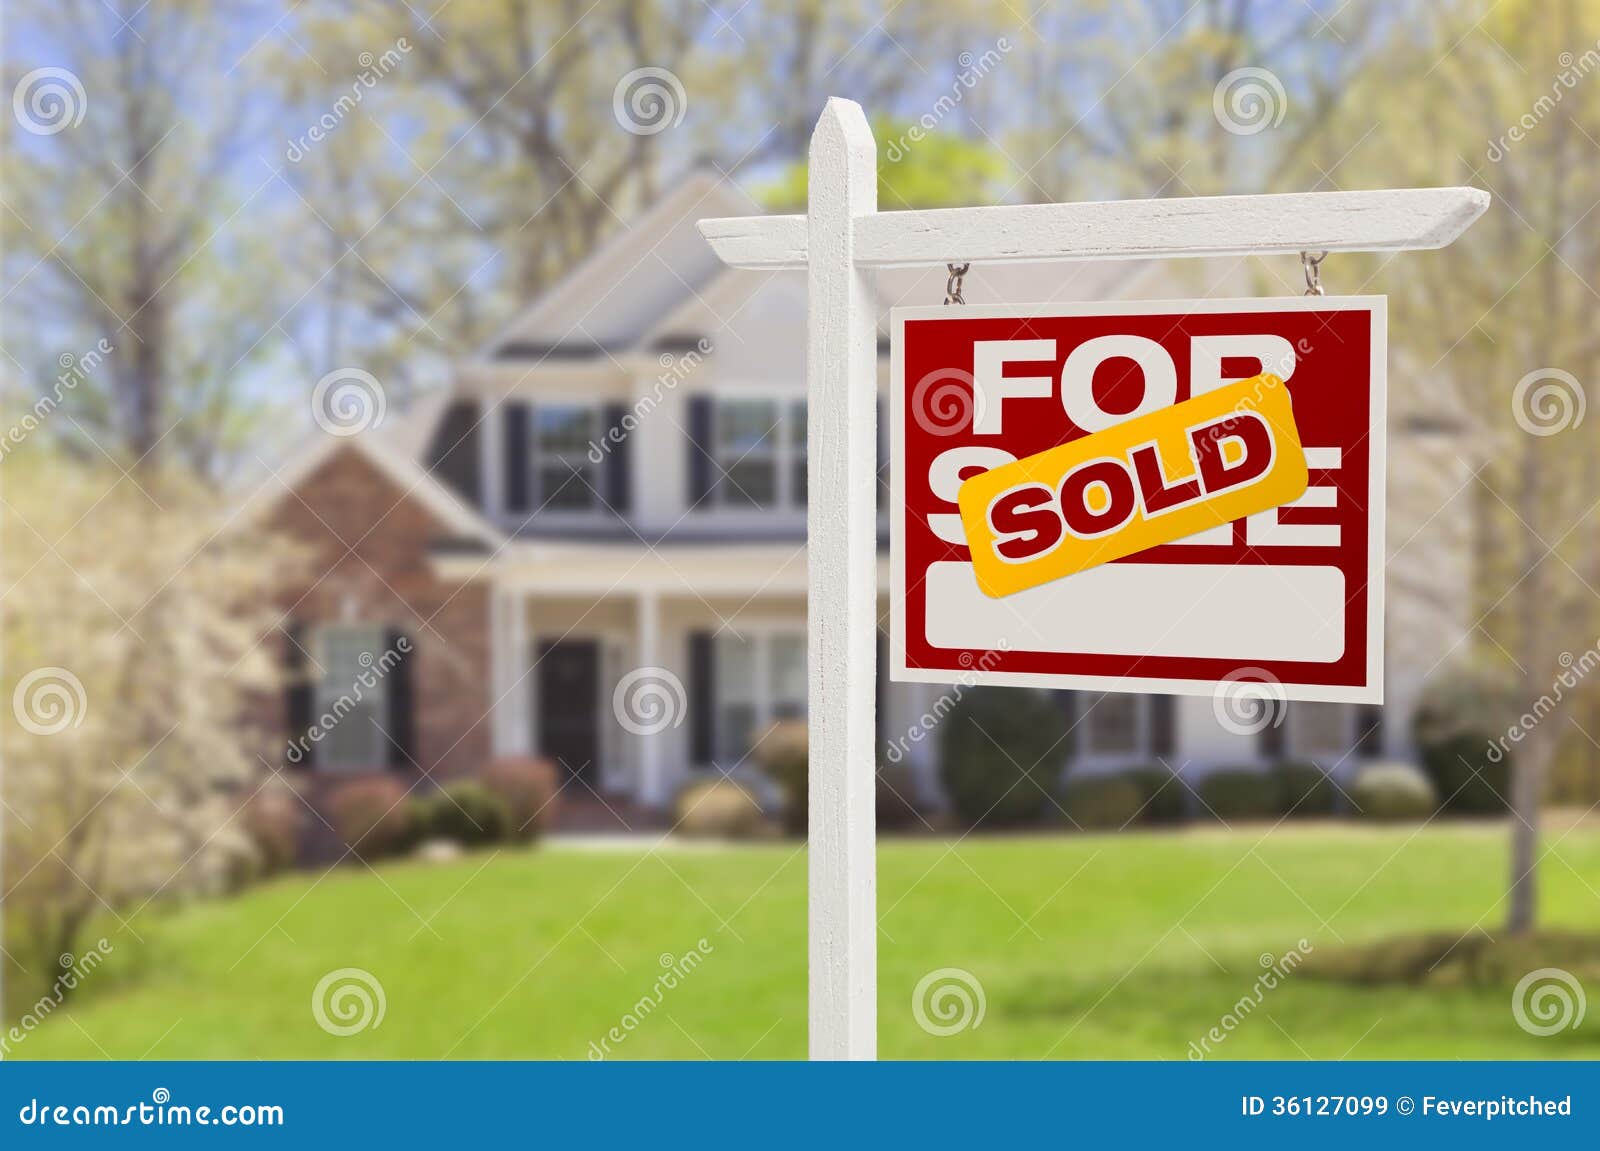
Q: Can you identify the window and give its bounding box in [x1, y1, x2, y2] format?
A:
[1082, 692, 1144, 758]
[1287, 703, 1351, 757]
[711, 398, 806, 510]
[714, 630, 807, 763]
[534, 404, 599, 510]
[315, 625, 388, 771]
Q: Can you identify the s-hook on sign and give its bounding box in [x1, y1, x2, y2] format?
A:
[890, 296, 1387, 703]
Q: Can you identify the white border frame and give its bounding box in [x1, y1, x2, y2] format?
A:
[889, 294, 1387, 704]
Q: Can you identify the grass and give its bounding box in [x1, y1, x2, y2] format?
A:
[8, 819, 1600, 1060]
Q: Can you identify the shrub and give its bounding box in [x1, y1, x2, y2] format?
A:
[675, 779, 770, 839]
[241, 784, 304, 875]
[1061, 773, 1146, 830]
[1120, 763, 1186, 823]
[414, 782, 512, 847]
[1277, 760, 1336, 817]
[876, 762, 924, 831]
[938, 688, 1068, 827]
[1197, 767, 1279, 822]
[325, 777, 418, 861]
[1413, 664, 1515, 814]
[481, 757, 560, 841]
[1350, 761, 1436, 821]
[755, 720, 809, 835]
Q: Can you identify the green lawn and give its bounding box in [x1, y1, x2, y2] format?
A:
[10, 820, 1600, 1059]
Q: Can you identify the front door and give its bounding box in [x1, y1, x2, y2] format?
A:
[537, 640, 599, 784]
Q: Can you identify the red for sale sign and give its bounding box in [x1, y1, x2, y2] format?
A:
[889, 297, 1387, 702]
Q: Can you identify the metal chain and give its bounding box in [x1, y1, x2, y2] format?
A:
[945, 262, 969, 305]
[1301, 250, 1327, 296]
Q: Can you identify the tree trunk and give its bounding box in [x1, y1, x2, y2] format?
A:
[1506, 727, 1549, 935]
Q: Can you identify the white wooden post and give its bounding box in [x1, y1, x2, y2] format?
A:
[698, 97, 1488, 1061]
[806, 99, 879, 1061]
[636, 589, 663, 805]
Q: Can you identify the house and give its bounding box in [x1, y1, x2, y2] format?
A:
[253, 171, 1474, 827]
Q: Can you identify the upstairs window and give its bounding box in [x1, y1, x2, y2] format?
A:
[534, 404, 600, 511]
[710, 398, 806, 511]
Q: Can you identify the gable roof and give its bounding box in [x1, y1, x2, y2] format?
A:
[239, 428, 503, 548]
[479, 169, 759, 361]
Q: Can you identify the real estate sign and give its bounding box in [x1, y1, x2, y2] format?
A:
[890, 297, 1387, 703]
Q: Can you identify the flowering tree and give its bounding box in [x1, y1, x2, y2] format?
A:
[1, 448, 300, 1009]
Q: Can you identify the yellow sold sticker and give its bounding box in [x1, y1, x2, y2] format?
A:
[957, 373, 1307, 598]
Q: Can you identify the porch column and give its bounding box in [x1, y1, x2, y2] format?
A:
[509, 591, 531, 756]
[636, 589, 664, 806]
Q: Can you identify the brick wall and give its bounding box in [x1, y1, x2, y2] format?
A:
[261, 445, 491, 785]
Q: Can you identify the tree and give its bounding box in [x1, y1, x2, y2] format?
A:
[1314, 0, 1600, 934]
[759, 121, 1012, 212]
[3, 0, 292, 477]
[0, 446, 299, 1008]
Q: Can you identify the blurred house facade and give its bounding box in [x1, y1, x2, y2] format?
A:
[254, 172, 1475, 825]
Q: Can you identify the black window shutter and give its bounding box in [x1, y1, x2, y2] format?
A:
[285, 623, 315, 769]
[1150, 695, 1177, 758]
[426, 400, 482, 506]
[1355, 704, 1384, 757]
[687, 396, 713, 506]
[504, 402, 531, 514]
[603, 402, 631, 514]
[688, 631, 715, 765]
[385, 628, 415, 770]
[1259, 701, 1287, 760]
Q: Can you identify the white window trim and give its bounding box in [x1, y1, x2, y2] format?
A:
[312, 624, 389, 774]
[712, 622, 807, 768]
[530, 401, 606, 517]
[700, 389, 807, 519]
